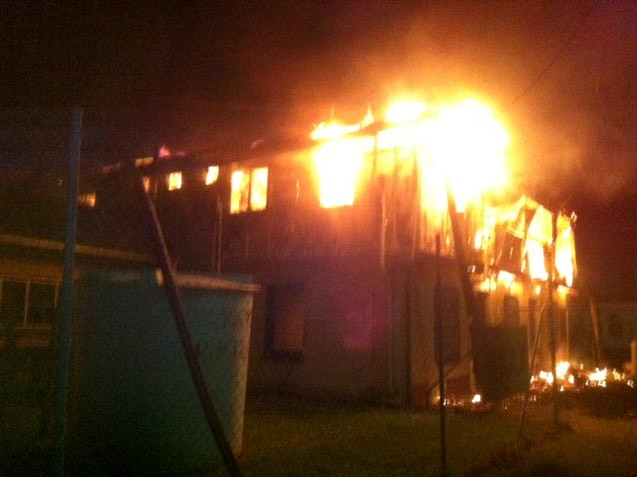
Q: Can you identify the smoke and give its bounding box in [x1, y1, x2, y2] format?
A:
[228, 1, 637, 205]
[4, 0, 636, 197]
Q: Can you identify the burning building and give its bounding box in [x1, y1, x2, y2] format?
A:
[107, 98, 576, 406]
[0, 97, 578, 407]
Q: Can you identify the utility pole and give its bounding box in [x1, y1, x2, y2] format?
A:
[549, 213, 559, 428]
[53, 106, 83, 476]
[435, 234, 447, 477]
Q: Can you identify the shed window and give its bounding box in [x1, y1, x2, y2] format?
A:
[0, 279, 58, 327]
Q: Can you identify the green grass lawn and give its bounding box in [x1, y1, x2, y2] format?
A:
[3, 394, 637, 476]
[203, 394, 637, 477]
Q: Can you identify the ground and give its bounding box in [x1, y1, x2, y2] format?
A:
[2, 390, 637, 476]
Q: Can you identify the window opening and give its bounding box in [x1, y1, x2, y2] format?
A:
[265, 284, 305, 362]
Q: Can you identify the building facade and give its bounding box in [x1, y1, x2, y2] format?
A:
[115, 100, 578, 405]
[1, 99, 579, 406]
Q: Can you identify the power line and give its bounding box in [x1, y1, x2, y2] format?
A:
[503, 5, 598, 113]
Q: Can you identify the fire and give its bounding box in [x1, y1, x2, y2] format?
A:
[310, 121, 361, 141]
[310, 98, 509, 212]
[555, 213, 576, 286]
[587, 368, 607, 387]
[312, 137, 370, 208]
[556, 361, 571, 380]
[250, 167, 269, 211]
[385, 99, 428, 124]
[426, 100, 509, 211]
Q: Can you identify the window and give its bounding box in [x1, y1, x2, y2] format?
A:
[135, 156, 154, 167]
[205, 165, 219, 185]
[27, 283, 57, 324]
[250, 167, 268, 211]
[167, 171, 183, 191]
[1, 280, 27, 327]
[230, 167, 268, 214]
[78, 192, 97, 207]
[265, 284, 305, 362]
[167, 171, 182, 191]
[0, 279, 58, 328]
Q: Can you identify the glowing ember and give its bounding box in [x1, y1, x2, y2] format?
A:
[471, 394, 482, 404]
[556, 361, 571, 380]
[587, 368, 607, 387]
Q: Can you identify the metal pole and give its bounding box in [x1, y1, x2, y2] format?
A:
[435, 234, 447, 477]
[53, 106, 83, 476]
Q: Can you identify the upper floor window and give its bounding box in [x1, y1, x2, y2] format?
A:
[167, 172, 182, 191]
[205, 165, 220, 185]
[230, 167, 268, 214]
[78, 192, 97, 207]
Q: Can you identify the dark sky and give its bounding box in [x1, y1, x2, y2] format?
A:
[2, 1, 637, 299]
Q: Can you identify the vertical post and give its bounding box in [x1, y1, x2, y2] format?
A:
[435, 234, 447, 477]
[215, 196, 223, 273]
[53, 106, 83, 476]
[549, 213, 559, 427]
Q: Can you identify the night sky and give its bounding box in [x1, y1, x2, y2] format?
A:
[2, 1, 637, 300]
